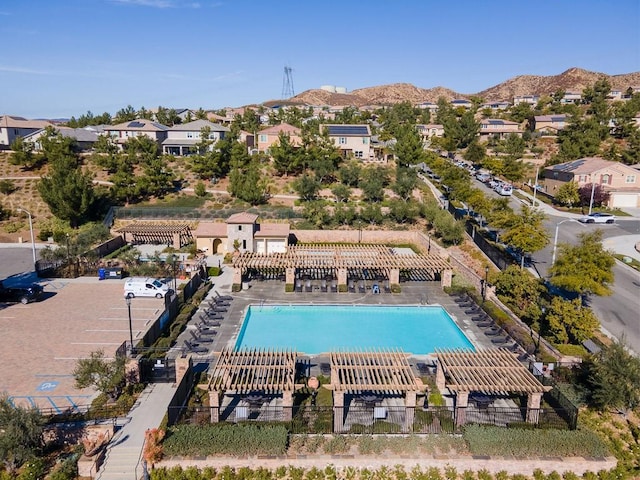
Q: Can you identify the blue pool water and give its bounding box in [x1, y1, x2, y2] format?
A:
[235, 305, 474, 355]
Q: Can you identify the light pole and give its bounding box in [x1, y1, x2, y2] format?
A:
[482, 265, 489, 302]
[587, 181, 597, 216]
[125, 296, 135, 356]
[531, 166, 540, 208]
[551, 219, 582, 267]
[17, 207, 36, 268]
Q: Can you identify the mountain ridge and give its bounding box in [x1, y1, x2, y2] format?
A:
[277, 68, 640, 107]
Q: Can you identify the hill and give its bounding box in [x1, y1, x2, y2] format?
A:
[287, 68, 640, 106]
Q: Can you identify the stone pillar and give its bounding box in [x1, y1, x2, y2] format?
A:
[526, 392, 543, 424]
[232, 268, 242, 286]
[172, 232, 181, 249]
[455, 391, 469, 427]
[209, 390, 220, 423]
[282, 391, 293, 421]
[435, 360, 446, 391]
[285, 267, 295, 286]
[441, 269, 453, 288]
[337, 268, 347, 290]
[389, 268, 400, 285]
[175, 355, 192, 384]
[333, 391, 344, 433]
[125, 358, 140, 385]
[404, 391, 417, 433]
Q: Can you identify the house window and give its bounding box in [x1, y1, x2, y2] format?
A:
[362, 137, 369, 144]
[242, 240, 246, 250]
[578, 175, 588, 182]
[601, 174, 611, 185]
[238, 225, 242, 231]
[14, 129, 19, 135]
[339, 137, 347, 144]
[186, 132, 194, 138]
[626, 175, 636, 183]
[354, 151, 363, 158]
[259, 135, 267, 142]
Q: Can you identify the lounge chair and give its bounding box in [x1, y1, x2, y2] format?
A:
[348, 280, 356, 293]
[295, 280, 303, 293]
[384, 281, 391, 294]
[330, 281, 338, 293]
[471, 314, 489, 322]
[491, 336, 508, 344]
[305, 279, 312, 292]
[464, 307, 482, 314]
[198, 318, 221, 327]
[208, 298, 230, 307]
[476, 321, 493, 328]
[183, 340, 208, 354]
[190, 330, 214, 343]
[320, 279, 328, 292]
[206, 305, 227, 313]
[485, 328, 503, 337]
[202, 311, 224, 320]
[319, 362, 331, 375]
[371, 283, 380, 294]
[215, 290, 233, 301]
[196, 321, 219, 332]
[358, 281, 366, 293]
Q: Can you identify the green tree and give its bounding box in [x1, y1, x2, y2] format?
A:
[38, 154, 96, 227]
[333, 204, 357, 226]
[270, 132, 300, 176]
[550, 230, 615, 297]
[543, 297, 599, 344]
[9, 136, 38, 169]
[338, 160, 362, 187]
[388, 199, 419, 224]
[455, 110, 480, 148]
[137, 156, 175, 199]
[433, 210, 465, 245]
[0, 395, 44, 473]
[392, 166, 418, 201]
[228, 144, 267, 205]
[360, 169, 385, 202]
[293, 173, 321, 201]
[73, 350, 126, 399]
[360, 203, 383, 225]
[113, 105, 137, 124]
[588, 339, 640, 416]
[194, 180, 207, 197]
[302, 201, 330, 228]
[464, 140, 486, 165]
[331, 183, 351, 203]
[493, 265, 545, 326]
[393, 125, 426, 166]
[499, 206, 548, 268]
[555, 182, 580, 207]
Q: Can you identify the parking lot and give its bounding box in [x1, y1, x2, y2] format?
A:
[0, 277, 165, 411]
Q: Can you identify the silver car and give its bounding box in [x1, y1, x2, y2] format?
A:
[578, 213, 616, 224]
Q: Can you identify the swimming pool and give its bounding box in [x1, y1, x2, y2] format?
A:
[235, 304, 474, 355]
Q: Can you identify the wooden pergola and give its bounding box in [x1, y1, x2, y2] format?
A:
[117, 222, 192, 248]
[435, 348, 551, 425]
[232, 244, 453, 288]
[329, 349, 425, 432]
[206, 348, 301, 422]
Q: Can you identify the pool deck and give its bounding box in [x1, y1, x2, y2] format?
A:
[179, 280, 529, 377]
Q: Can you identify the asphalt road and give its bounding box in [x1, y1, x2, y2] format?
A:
[0, 246, 42, 282]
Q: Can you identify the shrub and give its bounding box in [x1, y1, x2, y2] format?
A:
[207, 266, 221, 277]
[285, 283, 294, 293]
[0, 179, 16, 194]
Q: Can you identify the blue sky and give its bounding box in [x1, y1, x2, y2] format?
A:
[1, 0, 639, 119]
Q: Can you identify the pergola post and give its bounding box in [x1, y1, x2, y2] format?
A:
[404, 391, 417, 433]
[389, 268, 400, 285]
[172, 232, 181, 249]
[455, 391, 469, 427]
[441, 269, 453, 288]
[526, 391, 543, 424]
[232, 268, 243, 286]
[333, 391, 345, 433]
[209, 390, 220, 423]
[435, 360, 446, 391]
[285, 267, 295, 286]
[282, 391, 293, 421]
[337, 268, 347, 290]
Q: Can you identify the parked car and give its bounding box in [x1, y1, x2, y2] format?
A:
[578, 212, 616, 224]
[0, 280, 43, 304]
[496, 184, 513, 196]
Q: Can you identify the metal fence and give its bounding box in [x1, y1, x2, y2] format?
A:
[170, 403, 574, 433]
[115, 206, 303, 221]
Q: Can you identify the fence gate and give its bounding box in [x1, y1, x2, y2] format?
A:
[140, 357, 176, 383]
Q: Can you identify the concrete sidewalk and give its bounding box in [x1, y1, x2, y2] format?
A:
[602, 235, 640, 262]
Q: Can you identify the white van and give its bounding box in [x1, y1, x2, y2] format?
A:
[124, 277, 171, 299]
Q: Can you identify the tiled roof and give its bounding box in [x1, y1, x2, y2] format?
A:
[548, 157, 631, 175]
[226, 212, 259, 224]
[192, 222, 227, 237]
[254, 223, 290, 237]
[0, 115, 52, 129]
[107, 119, 170, 131]
[258, 123, 300, 136]
[169, 119, 230, 132]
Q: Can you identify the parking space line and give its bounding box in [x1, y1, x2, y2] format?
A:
[69, 342, 122, 345]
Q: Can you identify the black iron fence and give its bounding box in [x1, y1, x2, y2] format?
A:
[170, 403, 573, 433]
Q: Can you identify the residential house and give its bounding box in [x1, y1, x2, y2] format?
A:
[0, 115, 52, 150]
[206, 112, 234, 126]
[239, 130, 256, 153]
[480, 101, 510, 112]
[543, 157, 640, 208]
[256, 123, 302, 153]
[324, 124, 372, 160]
[561, 92, 582, 104]
[532, 114, 568, 135]
[513, 95, 539, 106]
[416, 124, 445, 143]
[451, 99, 473, 109]
[193, 212, 290, 255]
[105, 119, 169, 148]
[478, 119, 522, 142]
[22, 127, 98, 151]
[607, 90, 623, 101]
[416, 102, 438, 114]
[162, 119, 229, 156]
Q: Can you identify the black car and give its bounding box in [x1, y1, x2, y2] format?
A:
[0, 280, 43, 304]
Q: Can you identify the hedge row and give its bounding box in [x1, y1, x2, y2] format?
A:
[162, 424, 288, 457]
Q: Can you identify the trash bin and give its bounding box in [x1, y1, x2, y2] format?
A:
[105, 267, 123, 279]
[98, 268, 106, 280]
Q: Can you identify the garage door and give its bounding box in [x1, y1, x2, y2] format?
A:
[266, 239, 286, 254]
[611, 193, 639, 208]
